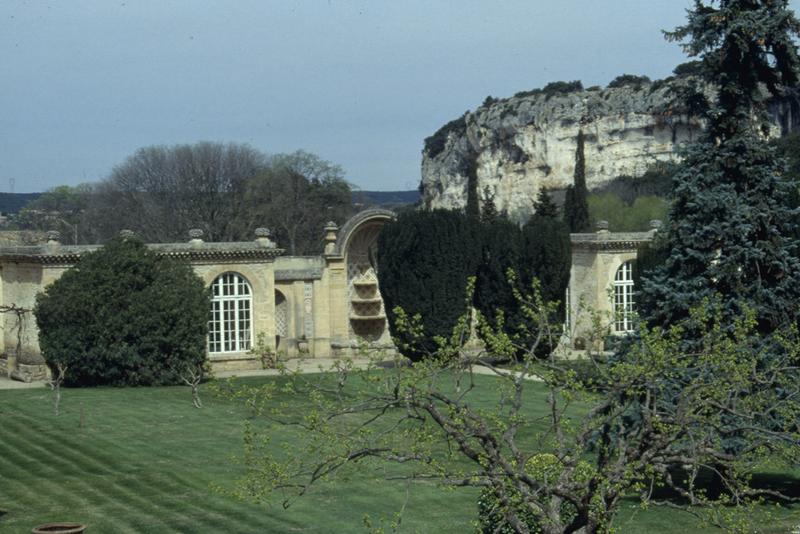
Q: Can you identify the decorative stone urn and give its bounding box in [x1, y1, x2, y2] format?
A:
[297, 337, 310, 355]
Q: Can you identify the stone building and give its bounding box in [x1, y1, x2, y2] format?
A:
[566, 221, 659, 350]
[0, 207, 656, 382]
[0, 209, 396, 381]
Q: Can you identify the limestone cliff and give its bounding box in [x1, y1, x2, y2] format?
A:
[420, 78, 798, 220]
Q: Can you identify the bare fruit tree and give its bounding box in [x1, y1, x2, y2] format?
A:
[47, 363, 68, 416]
[223, 284, 800, 533]
[180, 363, 205, 409]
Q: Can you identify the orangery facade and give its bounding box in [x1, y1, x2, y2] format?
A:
[0, 210, 651, 382]
[0, 209, 396, 381]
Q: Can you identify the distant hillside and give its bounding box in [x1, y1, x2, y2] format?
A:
[0, 192, 41, 214]
[0, 190, 420, 218]
[355, 190, 420, 208]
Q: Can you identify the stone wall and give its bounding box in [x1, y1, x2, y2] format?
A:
[567, 227, 654, 351]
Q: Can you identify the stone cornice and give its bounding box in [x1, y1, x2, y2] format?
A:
[0, 242, 284, 266]
[275, 268, 323, 281]
[570, 231, 654, 252]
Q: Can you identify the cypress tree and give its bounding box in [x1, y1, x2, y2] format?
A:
[481, 186, 499, 223]
[532, 188, 559, 220]
[639, 0, 800, 337]
[473, 218, 523, 340]
[377, 210, 479, 360]
[563, 130, 590, 232]
[466, 156, 481, 222]
[522, 201, 571, 331]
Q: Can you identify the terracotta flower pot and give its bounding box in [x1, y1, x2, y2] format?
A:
[31, 522, 87, 534]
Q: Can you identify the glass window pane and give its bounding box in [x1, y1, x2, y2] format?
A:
[208, 272, 253, 353]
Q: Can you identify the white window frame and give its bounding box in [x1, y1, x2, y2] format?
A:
[208, 272, 253, 353]
[613, 261, 635, 333]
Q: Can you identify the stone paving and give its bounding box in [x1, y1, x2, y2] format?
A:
[0, 375, 46, 390]
[0, 353, 572, 390]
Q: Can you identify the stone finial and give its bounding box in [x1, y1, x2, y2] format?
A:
[46, 230, 61, 246]
[254, 227, 275, 248]
[119, 229, 136, 240]
[324, 221, 339, 255]
[596, 220, 609, 232]
[649, 219, 663, 231]
[188, 228, 204, 246]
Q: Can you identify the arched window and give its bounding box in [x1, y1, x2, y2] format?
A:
[208, 272, 252, 352]
[613, 261, 635, 333]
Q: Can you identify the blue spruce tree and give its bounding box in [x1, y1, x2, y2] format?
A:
[640, 0, 800, 337]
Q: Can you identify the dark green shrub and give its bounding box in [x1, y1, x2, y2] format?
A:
[513, 88, 543, 99]
[471, 203, 570, 357]
[473, 218, 523, 334]
[34, 236, 209, 386]
[521, 215, 571, 317]
[542, 80, 583, 100]
[377, 210, 479, 360]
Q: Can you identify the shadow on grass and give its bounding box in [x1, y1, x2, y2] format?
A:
[637, 467, 800, 505]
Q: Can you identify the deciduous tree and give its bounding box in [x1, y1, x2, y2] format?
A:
[81, 142, 266, 243]
[241, 150, 354, 255]
[17, 184, 92, 244]
[227, 292, 800, 533]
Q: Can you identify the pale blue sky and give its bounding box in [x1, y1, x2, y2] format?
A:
[1, 1, 780, 193]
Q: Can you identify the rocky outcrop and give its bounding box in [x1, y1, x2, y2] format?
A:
[420, 78, 798, 220]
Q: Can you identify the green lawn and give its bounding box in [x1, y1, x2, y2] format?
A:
[0, 375, 798, 533]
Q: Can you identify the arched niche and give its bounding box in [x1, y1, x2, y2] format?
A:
[275, 289, 288, 351]
[337, 209, 395, 346]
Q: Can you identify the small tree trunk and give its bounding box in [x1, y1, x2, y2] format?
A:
[191, 382, 202, 409]
[181, 364, 204, 409]
[53, 383, 61, 416]
[48, 363, 68, 416]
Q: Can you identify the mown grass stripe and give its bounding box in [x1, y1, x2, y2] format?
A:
[3, 377, 799, 534]
[1, 412, 271, 533]
[0, 416, 176, 531]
